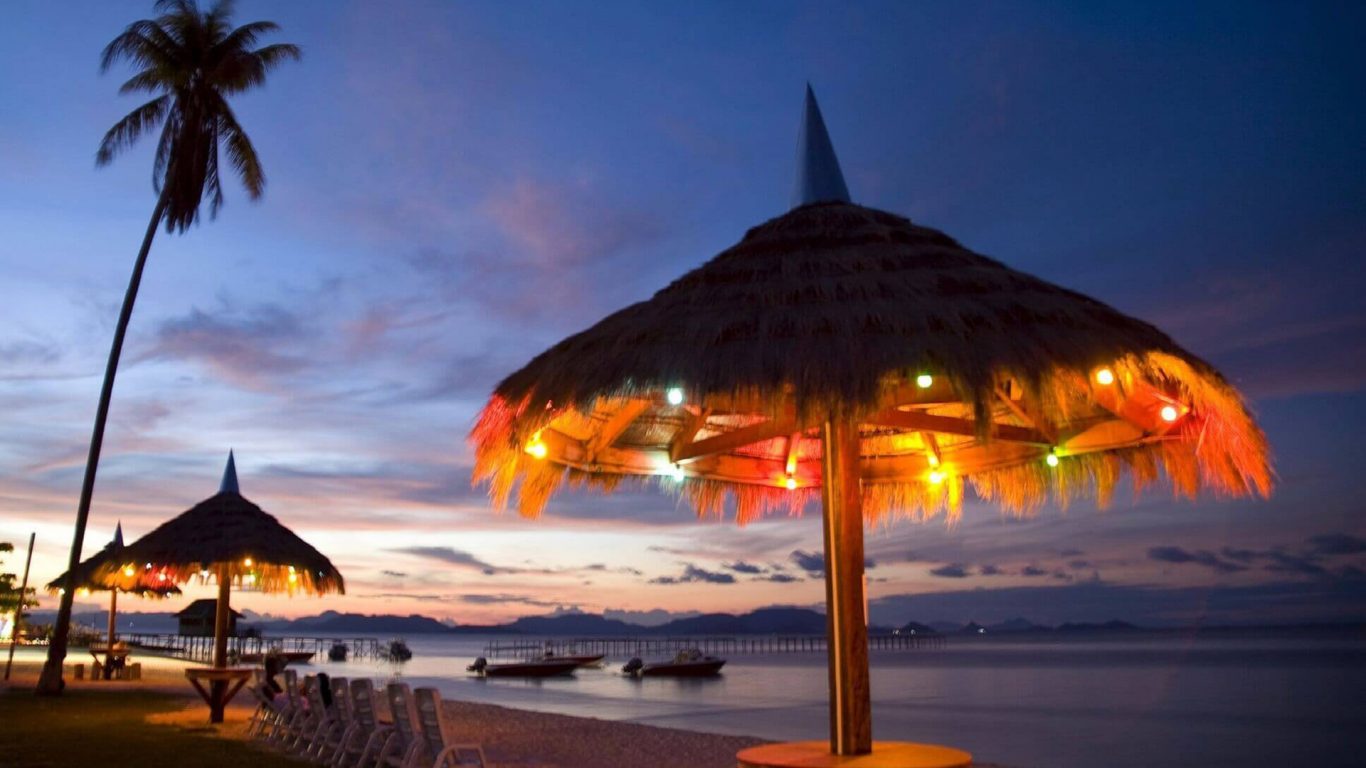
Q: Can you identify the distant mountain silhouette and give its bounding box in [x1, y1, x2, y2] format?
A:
[897, 621, 939, 635]
[505, 613, 639, 635]
[988, 617, 1049, 633]
[1056, 620, 1138, 633]
[263, 610, 452, 634]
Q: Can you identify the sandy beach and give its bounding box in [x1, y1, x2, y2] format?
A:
[3, 648, 1018, 767]
[1, 650, 764, 767]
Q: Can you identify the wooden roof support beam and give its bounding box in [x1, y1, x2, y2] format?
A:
[994, 386, 1058, 444]
[868, 408, 1052, 446]
[668, 407, 712, 460]
[671, 417, 800, 464]
[586, 399, 651, 461]
[921, 433, 942, 467]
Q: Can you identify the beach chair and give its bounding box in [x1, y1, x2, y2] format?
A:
[246, 668, 279, 739]
[410, 687, 487, 768]
[374, 683, 422, 768]
[305, 676, 351, 763]
[333, 679, 393, 768]
[265, 672, 313, 749]
[281, 677, 330, 755]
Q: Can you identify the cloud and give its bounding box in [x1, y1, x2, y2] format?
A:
[790, 550, 825, 575]
[458, 593, 563, 608]
[929, 563, 971, 578]
[392, 546, 506, 575]
[141, 304, 312, 388]
[1147, 546, 1247, 574]
[1021, 566, 1048, 577]
[1263, 551, 1327, 576]
[723, 561, 764, 574]
[649, 564, 736, 585]
[979, 564, 1004, 576]
[1306, 533, 1366, 556]
[756, 573, 800, 583]
[789, 549, 875, 577]
[379, 570, 407, 578]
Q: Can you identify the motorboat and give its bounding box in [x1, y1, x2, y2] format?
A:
[622, 648, 725, 677]
[328, 641, 348, 662]
[383, 638, 413, 662]
[238, 650, 315, 665]
[467, 656, 579, 678]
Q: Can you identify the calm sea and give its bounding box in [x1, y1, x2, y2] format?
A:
[309, 630, 1364, 768]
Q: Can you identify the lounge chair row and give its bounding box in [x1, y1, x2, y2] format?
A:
[246, 669, 488, 767]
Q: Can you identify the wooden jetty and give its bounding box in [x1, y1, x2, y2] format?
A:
[119, 632, 383, 664]
[487, 633, 945, 659]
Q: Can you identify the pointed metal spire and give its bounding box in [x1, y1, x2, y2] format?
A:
[219, 450, 240, 494]
[112, 521, 124, 548]
[792, 83, 851, 209]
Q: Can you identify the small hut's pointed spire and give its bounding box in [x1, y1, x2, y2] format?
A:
[792, 83, 851, 209]
[112, 521, 124, 548]
[219, 450, 240, 494]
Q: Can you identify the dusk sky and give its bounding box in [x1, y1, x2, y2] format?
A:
[2, 1, 1363, 629]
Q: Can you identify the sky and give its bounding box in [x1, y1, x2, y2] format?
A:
[1, 1, 1364, 629]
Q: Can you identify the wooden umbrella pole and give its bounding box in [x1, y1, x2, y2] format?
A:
[210, 564, 231, 723]
[819, 418, 872, 755]
[104, 589, 118, 680]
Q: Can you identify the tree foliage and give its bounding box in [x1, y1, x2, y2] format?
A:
[97, 0, 301, 231]
[0, 542, 37, 614]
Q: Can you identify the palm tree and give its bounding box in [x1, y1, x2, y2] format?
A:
[37, 0, 299, 695]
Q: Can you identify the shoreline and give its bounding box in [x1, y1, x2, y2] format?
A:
[2, 652, 1008, 767]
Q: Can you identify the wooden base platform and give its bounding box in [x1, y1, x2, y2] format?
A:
[737, 741, 972, 768]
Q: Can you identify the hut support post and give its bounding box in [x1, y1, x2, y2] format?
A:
[820, 418, 872, 755]
[105, 590, 117, 680]
[210, 565, 231, 722]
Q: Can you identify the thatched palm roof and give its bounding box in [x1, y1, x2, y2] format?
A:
[45, 526, 180, 599]
[100, 490, 344, 596]
[472, 201, 1272, 523]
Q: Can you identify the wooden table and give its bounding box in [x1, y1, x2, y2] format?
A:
[87, 647, 131, 680]
[737, 741, 972, 768]
[184, 667, 253, 723]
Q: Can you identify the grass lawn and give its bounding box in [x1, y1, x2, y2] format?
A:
[0, 687, 301, 768]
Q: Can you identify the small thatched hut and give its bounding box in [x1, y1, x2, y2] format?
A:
[177, 599, 241, 637]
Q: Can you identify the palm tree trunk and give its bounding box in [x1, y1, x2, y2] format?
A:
[36, 191, 168, 695]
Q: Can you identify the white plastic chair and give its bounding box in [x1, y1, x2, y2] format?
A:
[410, 687, 487, 768]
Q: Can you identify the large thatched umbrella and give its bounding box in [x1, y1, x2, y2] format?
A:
[46, 522, 180, 679]
[99, 452, 344, 721]
[470, 88, 1272, 766]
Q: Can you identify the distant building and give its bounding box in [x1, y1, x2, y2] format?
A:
[176, 599, 242, 637]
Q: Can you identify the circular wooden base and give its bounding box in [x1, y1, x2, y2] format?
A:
[737, 741, 972, 768]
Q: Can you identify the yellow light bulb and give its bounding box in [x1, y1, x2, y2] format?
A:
[916, 374, 933, 389]
[526, 441, 548, 459]
[122, 566, 135, 577]
[1046, 453, 1060, 468]
[1160, 405, 1179, 422]
[785, 476, 798, 490]
[243, 557, 253, 567]
[288, 572, 298, 583]
[668, 464, 686, 482]
[1095, 368, 1115, 386]
[666, 387, 685, 406]
[928, 470, 945, 485]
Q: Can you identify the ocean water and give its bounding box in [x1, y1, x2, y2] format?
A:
[304, 631, 1364, 768]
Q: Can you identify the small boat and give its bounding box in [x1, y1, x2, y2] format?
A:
[239, 650, 315, 665]
[328, 642, 349, 662]
[623, 648, 726, 677]
[383, 639, 413, 662]
[467, 656, 579, 678]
